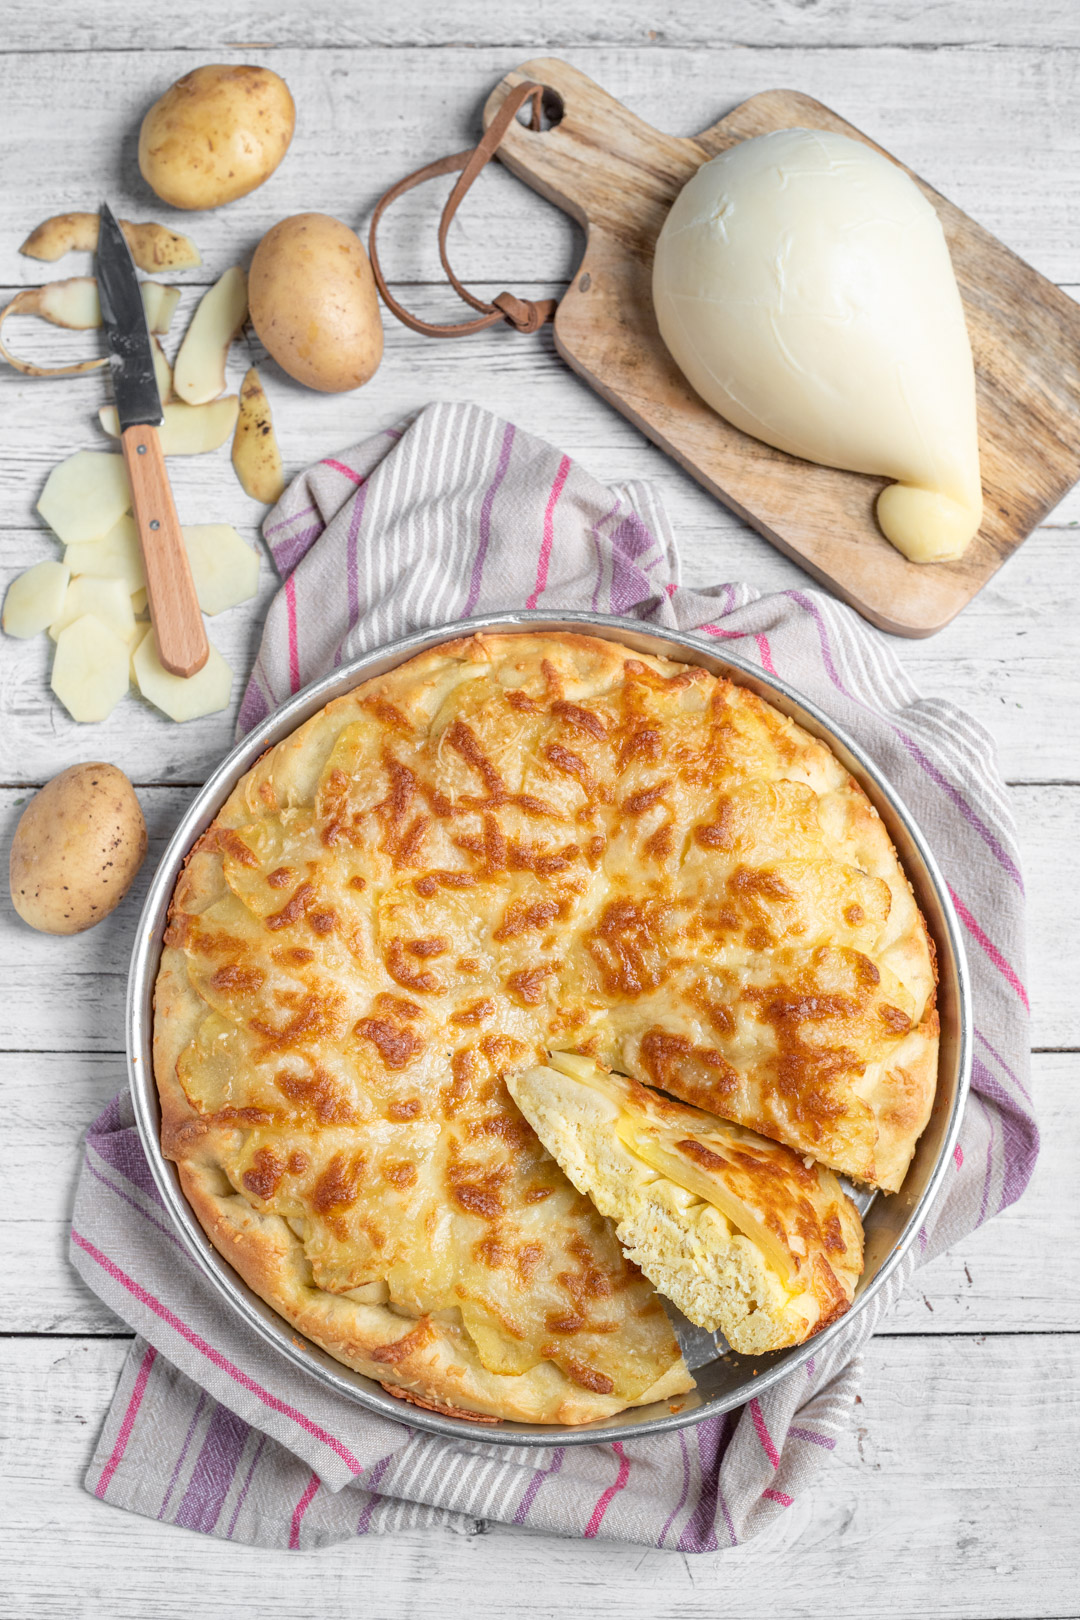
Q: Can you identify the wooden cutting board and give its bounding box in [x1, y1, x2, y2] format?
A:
[482, 59, 1080, 637]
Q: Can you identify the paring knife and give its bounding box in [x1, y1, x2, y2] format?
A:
[97, 203, 208, 678]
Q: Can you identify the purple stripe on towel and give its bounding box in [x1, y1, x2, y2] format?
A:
[678, 1412, 736, 1552]
[86, 1160, 188, 1255]
[656, 1429, 692, 1547]
[356, 1452, 396, 1535]
[159, 1392, 207, 1520]
[345, 479, 369, 636]
[238, 680, 271, 735]
[465, 422, 515, 615]
[174, 1403, 251, 1535]
[272, 524, 323, 577]
[513, 1446, 566, 1525]
[89, 1127, 162, 1203]
[975, 1093, 998, 1229]
[788, 1426, 836, 1451]
[975, 1028, 1032, 1102]
[609, 511, 655, 562]
[589, 497, 622, 612]
[972, 1057, 1040, 1208]
[265, 502, 316, 538]
[87, 1093, 126, 1138]
[226, 1434, 267, 1541]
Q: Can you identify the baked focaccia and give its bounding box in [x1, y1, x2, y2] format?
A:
[509, 1055, 863, 1354]
[155, 630, 937, 1423]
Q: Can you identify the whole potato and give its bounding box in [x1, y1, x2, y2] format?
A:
[249, 213, 383, 393]
[9, 764, 147, 935]
[138, 64, 295, 211]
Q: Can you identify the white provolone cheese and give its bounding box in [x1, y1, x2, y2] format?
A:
[652, 127, 983, 563]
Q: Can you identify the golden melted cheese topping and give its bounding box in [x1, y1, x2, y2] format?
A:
[155, 632, 937, 1421]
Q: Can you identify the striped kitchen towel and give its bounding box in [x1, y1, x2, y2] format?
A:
[72, 401, 1035, 1550]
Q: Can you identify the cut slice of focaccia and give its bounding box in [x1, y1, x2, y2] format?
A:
[508, 1053, 864, 1355]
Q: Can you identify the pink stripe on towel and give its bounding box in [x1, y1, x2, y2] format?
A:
[95, 1342, 157, 1498]
[72, 1231, 363, 1475]
[284, 574, 300, 693]
[749, 1398, 780, 1468]
[320, 459, 365, 485]
[289, 1470, 321, 1549]
[948, 886, 1030, 1010]
[583, 1442, 630, 1538]
[526, 455, 571, 609]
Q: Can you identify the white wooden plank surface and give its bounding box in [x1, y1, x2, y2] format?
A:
[6, 2, 1080, 51]
[1, 11, 1077, 1616]
[2, 48, 1080, 283]
[2, 1334, 1078, 1620]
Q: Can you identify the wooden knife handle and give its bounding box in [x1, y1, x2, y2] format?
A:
[120, 424, 208, 678]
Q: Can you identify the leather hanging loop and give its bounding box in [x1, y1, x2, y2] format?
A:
[368, 81, 559, 339]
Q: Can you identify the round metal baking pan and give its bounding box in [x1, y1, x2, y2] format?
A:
[128, 610, 971, 1447]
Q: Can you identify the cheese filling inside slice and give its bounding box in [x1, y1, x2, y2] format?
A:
[508, 1053, 864, 1355]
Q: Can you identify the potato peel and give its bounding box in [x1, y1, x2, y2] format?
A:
[0, 277, 179, 375]
[151, 335, 173, 402]
[0, 281, 106, 376]
[141, 282, 181, 335]
[232, 366, 285, 504]
[174, 266, 248, 405]
[20, 213, 201, 271]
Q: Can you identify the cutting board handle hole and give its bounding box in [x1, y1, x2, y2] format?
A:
[516, 85, 564, 132]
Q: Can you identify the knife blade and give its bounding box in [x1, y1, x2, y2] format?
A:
[96, 203, 163, 432]
[97, 202, 208, 678]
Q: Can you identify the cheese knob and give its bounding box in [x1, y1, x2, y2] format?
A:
[876, 484, 983, 563]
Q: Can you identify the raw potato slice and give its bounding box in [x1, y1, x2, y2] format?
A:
[141, 282, 181, 335]
[65, 514, 145, 594]
[151, 336, 172, 402]
[20, 213, 201, 271]
[181, 524, 259, 614]
[173, 267, 247, 405]
[133, 630, 232, 721]
[2, 559, 70, 638]
[129, 623, 152, 682]
[38, 452, 132, 545]
[232, 367, 285, 503]
[98, 396, 238, 455]
[50, 575, 136, 643]
[51, 613, 131, 722]
[131, 587, 148, 616]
